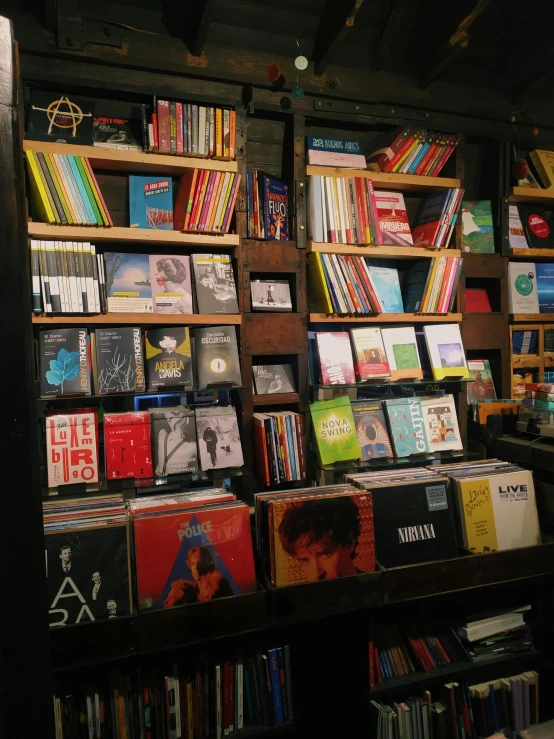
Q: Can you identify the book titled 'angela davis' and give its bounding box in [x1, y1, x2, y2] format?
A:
[195, 326, 241, 389]
[94, 327, 145, 394]
[39, 328, 90, 397]
[145, 327, 193, 390]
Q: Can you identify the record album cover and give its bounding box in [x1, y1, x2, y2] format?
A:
[518, 204, 554, 250]
[27, 91, 95, 145]
[105, 252, 153, 313]
[45, 524, 131, 627]
[134, 503, 256, 611]
[94, 327, 145, 394]
[195, 406, 244, 470]
[149, 254, 193, 314]
[40, 328, 90, 397]
[351, 400, 393, 461]
[195, 326, 241, 388]
[145, 327, 193, 390]
[192, 254, 239, 314]
[253, 364, 295, 395]
[150, 406, 198, 476]
[251, 280, 292, 312]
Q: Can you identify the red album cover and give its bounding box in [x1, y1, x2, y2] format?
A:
[46, 410, 99, 488]
[316, 332, 356, 385]
[104, 411, 153, 480]
[134, 503, 256, 611]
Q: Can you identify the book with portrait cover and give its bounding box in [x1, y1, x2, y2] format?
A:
[145, 327, 193, 390]
[45, 523, 131, 627]
[351, 400, 393, 461]
[271, 490, 375, 586]
[191, 254, 239, 314]
[467, 359, 497, 404]
[316, 332, 356, 385]
[349, 328, 390, 381]
[27, 91, 95, 145]
[310, 395, 360, 465]
[423, 324, 469, 380]
[420, 395, 463, 452]
[195, 405, 244, 470]
[149, 254, 193, 314]
[384, 398, 429, 458]
[129, 175, 173, 230]
[253, 365, 295, 395]
[370, 478, 458, 568]
[93, 327, 145, 394]
[105, 252, 153, 313]
[39, 328, 91, 397]
[46, 410, 99, 488]
[150, 406, 198, 476]
[104, 411, 153, 480]
[263, 174, 289, 241]
[195, 326, 241, 388]
[133, 501, 255, 611]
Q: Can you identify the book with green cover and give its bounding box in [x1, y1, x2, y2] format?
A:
[309, 395, 361, 466]
[461, 200, 494, 253]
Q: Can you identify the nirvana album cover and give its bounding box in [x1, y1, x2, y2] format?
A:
[134, 503, 255, 611]
[45, 524, 131, 627]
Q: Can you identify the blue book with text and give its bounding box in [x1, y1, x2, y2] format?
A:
[365, 261, 404, 313]
[129, 175, 173, 230]
[537, 263, 554, 312]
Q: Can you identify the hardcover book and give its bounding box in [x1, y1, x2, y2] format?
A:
[381, 326, 423, 381]
[92, 116, 142, 150]
[105, 252, 153, 313]
[461, 200, 495, 253]
[46, 410, 99, 487]
[145, 327, 193, 390]
[373, 190, 414, 246]
[467, 359, 497, 403]
[351, 400, 393, 461]
[149, 255, 193, 314]
[191, 254, 239, 314]
[536, 263, 554, 312]
[517, 204, 554, 250]
[104, 411, 153, 480]
[251, 279, 292, 312]
[262, 174, 289, 241]
[150, 406, 198, 476]
[39, 328, 90, 397]
[129, 175, 173, 230]
[27, 91, 95, 145]
[420, 395, 463, 452]
[134, 502, 255, 611]
[195, 405, 244, 470]
[316, 332, 356, 385]
[195, 326, 241, 388]
[423, 324, 469, 380]
[371, 479, 458, 568]
[45, 523, 131, 627]
[94, 327, 145, 394]
[508, 262, 539, 313]
[310, 395, 361, 465]
[253, 365, 295, 395]
[364, 262, 404, 313]
[509, 205, 529, 249]
[384, 397, 429, 457]
[349, 328, 391, 381]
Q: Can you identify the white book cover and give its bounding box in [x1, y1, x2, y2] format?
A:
[490, 470, 541, 550]
[381, 326, 422, 380]
[420, 394, 463, 452]
[423, 324, 469, 380]
[509, 205, 529, 249]
[508, 262, 539, 313]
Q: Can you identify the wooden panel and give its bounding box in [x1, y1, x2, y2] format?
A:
[309, 313, 463, 323]
[509, 187, 554, 204]
[32, 314, 241, 325]
[27, 223, 240, 246]
[308, 242, 462, 259]
[306, 165, 461, 192]
[511, 248, 554, 257]
[253, 392, 300, 406]
[512, 314, 554, 321]
[244, 313, 306, 355]
[512, 355, 541, 368]
[243, 240, 302, 272]
[461, 314, 508, 350]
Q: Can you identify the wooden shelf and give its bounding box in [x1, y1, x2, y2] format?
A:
[23, 140, 238, 174]
[309, 313, 462, 323]
[510, 248, 554, 258]
[511, 314, 554, 322]
[308, 242, 461, 258]
[253, 392, 300, 406]
[512, 354, 541, 368]
[32, 313, 242, 325]
[509, 186, 554, 204]
[545, 352, 554, 365]
[27, 222, 240, 246]
[306, 165, 461, 192]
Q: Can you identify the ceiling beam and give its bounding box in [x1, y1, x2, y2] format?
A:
[311, 0, 365, 77]
[419, 0, 491, 90]
[371, 0, 410, 72]
[161, 0, 215, 57]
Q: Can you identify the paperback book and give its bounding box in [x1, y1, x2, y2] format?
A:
[461, 200, 495, 253]
[27, 91, 95, 145]
[384, 398, 429, 457]
[420, 395, 463, 452]
[93, 327, 145, 394]
[373, 190, 413, 245]
[45, 410, 99, 488]
[364, 263, 403, 312]
[316, 332, 356, 385]
[104, 411, 153, 480]
[518, 204, 554, 250]
[92, 116, 142, 150]
[145, 327, 193, 390]
[380, 326, 423, 381]
[149, 254, 193, 314]
[467, 359, 497, 403]
[191, 254, 239, 314]
[263, 174, 289, 240]
[536, 263, 554, 312]
[423, 324, 469, 380]
[351, 400, 393, 460]
[253, 365, 295, 395]
[310, 395, 361, 465]
[349, 328, 391, 381]
[129, 175, 173, 230]
[508, 262, 539, 313]
[105, 252, 153, 313]
[150, 406, 198, 476]
[195, 326, 241, 388]
[39, 328, 91, 397]
[195, 405, 244, 470]
[509, 205, 528, 249]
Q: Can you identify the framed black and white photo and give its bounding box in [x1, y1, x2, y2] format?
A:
[253, 364, 296, 394]
[250, 279, 292, 312]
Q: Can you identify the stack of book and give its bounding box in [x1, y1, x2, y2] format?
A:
[253, 410, 306, 486]
[246, 171, 290, 240]
[172, 170, 241, 233]
[147, 100, 236, 159]
[411, 188, 465, 248]
[455, 607, 534, 663]
[367, 126, 461, 176]
[306, 134, 366, 168]
[53, 643, 293, 737]
[25, 150, 112, 226]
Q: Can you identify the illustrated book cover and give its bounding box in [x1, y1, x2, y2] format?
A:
[423, 324, 469, 380]
[129, 175, 173, 230]
[349, 328, 391, 381]
[251, 279, 292, 312]
[93, 327, 145, 394]
[364, 262, 404, 312]
[508, 262, 539, 313]
[45, 523, 131, 627]
[195, 405, 244, 470]
[145, 327, 193, 390]
[380, 326, 423, 381]
[316, 332, 356, 385]
[27, 91, 95, 145]
[39, 328, 90, 397]
[253, 365, 295, 395]
[150, 406, 198, 476]
[263, 174, 289, 241]
[461, 200, 495, 253]
[350, 400, 393, 461]
[134, 502, 255, 611]
[373, 190, 413, 246]
[104, 411, 153, 480]
[104, 252, 153, 313]
[149, 254, 193, 314]
[46, 409, 99, 488]
[195, 326, 241, 388]
[191, 254, 239, 314]
[384, 397, 429, 457]
[467, 359, 497, 404]
[310, 395, 361, 465]
[420, 395, 463, 452]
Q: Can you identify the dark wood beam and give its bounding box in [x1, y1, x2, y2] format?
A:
[160, 0, 215, 57]
[419, 0, 491, 90]
[311, 0, 365, 77]
[371, 0, 410, 72]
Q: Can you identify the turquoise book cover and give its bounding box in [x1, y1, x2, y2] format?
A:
[365, 261, 404, 313]
[129, 175, 173, 230]
[384, 397, 429, 458]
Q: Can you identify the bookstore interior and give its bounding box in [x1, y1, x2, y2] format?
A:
[7, 2, 554, 737]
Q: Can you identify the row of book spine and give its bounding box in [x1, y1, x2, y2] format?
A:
[253, 411, 306, 487]
[412, 187, 464, 248]
[406, 256, 463, 314]
[173, 170, 241, 234]
[310, 252, 384, 315]
[30, 240, 105, 314]
[148, 100, 236, 160]
[368, 126, 460, 176]
[25, 150, 112, 227]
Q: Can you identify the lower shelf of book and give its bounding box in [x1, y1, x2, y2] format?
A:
[32, 313, 242, 325]
[309, 313, 463, 323]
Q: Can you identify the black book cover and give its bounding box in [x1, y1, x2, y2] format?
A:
[145, 327, 193, 390]
[191, 254, 239, 314]
[517, 203, 554, 249]
[253, 364, 295, 394]
[150, 406, 198, 476]
[93, 116, 142, 150]
[39, 328, 90, 397]
[95, 327, 145, 394]
[45, 524, 131, 627]
[371, 479, 458, 568]
[195, 326, 241, 388]
[27, 91, 95, 145]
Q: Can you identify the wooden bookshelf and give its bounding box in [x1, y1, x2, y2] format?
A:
[308, 242, 462, 259]
[511, 314, 554, 321]
[27, 222, 240, 246]
[510, 248, 554, 258]
[306, 165, 461, 192]
[31, 313, 242, 325]
[309, 313, 462, 323]
[22, 140, 238, 175]
[253, 392, 300, 406]
[509, 186, 554, 205]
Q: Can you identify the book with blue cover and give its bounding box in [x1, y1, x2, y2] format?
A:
[105, 252, 153, 313]
[129, 175, 173, 230]
[263, 174, 289, 241]
[384, 397, 429, 457]
[268, 648, 284, 725]
[365, 261, 404, 313]
[536, 263, 554, 312]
